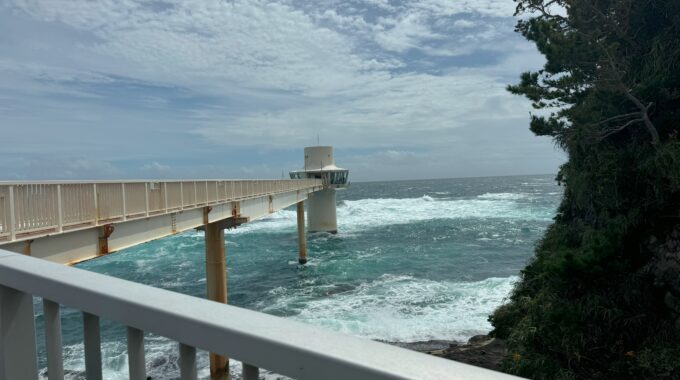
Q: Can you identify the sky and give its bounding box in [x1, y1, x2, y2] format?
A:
[0, 0, 565, 182]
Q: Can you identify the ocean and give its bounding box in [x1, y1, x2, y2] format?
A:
[34, 174, 561, 379]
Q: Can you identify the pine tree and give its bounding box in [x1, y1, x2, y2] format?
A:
[490, 1, 680, 378]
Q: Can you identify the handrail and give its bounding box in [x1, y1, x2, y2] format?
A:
[0, 249, 520, 380]
[0, 179, 322, 243]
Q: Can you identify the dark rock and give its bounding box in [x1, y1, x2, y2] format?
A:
[385, 340, 454, 352]
[388, 335, 507, 371]
[468, 334, 492, 344]
[442, 336, 506, 370]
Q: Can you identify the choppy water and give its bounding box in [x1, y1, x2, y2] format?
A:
[34, 175, 561, 379]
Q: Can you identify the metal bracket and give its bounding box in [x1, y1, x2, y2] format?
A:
[22, 239, 34, 256]
[97, 224, 115, 256]
[195, 217, 248, 231]
[203, 206, 213, 225]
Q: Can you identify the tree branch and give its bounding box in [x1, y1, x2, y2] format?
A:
[599, 118, 643, 140]
[596, 112, 641, 126]
[602, 48, 660, 145]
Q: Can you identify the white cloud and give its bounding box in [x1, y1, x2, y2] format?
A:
[191, 70, 533, 150]
[410, 0, 516, 18]
[6, 0, 386, 95]
[453, 19, 476, 29]
[0, 0, 562, 180]
[141, 161, 171, 172]
[374, 12, 442, 52]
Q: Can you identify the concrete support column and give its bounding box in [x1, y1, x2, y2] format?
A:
[296, 201, 307, 264]
[204, 222, 229, 380]
[307, 188, 338, 233]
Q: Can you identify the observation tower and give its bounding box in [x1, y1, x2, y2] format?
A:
[290, 146, 349, 233]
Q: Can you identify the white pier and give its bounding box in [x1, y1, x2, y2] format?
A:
[0, 179, 321, 264]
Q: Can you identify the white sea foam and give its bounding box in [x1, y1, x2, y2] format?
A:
[229, 194, 554, 235]
[50, 338, 213, 380]
[262, 275, 518, 343]
[476, 192, 527, 200]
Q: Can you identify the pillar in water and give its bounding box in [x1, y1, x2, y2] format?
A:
[307, 188, 338, 233]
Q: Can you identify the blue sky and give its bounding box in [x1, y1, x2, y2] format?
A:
[0, 0, 564, 181]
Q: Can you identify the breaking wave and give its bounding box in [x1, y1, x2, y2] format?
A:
[231, 193, 554, 235]
[261, 275, 518, 343]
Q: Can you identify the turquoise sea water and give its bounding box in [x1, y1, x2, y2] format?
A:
[35, 174, 561, 379]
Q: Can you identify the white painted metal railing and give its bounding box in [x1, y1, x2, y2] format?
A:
[0, 250, 519, 380]
[0, 179, 321, 244]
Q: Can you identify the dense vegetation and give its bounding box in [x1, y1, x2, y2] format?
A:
[489, 0, 680, 378]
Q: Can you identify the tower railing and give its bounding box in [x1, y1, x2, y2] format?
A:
[0, 249, 519, 380]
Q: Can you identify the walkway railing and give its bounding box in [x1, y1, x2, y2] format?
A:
[0, 179, 321, 243]
[0, 249, 519, 380]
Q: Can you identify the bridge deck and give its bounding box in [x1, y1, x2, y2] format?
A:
[0, 179, 322, 264]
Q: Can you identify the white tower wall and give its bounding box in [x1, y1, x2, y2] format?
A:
[304, 146, 334, 170]
[307, 188, 337, 233]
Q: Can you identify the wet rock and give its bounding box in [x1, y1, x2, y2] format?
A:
[391, 335, 507, 371]
[385, 339, 454, 352]
[440, 335, 506, 371]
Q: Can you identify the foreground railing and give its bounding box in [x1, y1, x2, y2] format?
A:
[0, 179, 321, 243]
[0, 249, 518, 380]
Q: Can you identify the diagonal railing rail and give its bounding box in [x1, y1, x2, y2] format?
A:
[0, 249, 521, 380]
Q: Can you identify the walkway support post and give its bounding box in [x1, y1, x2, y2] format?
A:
[296, 201, 307, 264]
[204, 221, 229, 380]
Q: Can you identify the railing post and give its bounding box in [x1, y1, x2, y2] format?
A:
[144, 183, 150, 217]
[193, 181, 197, 205]
[205, 182, 209, 204]
[83, 312, 102, 380]
[179, 343, 197, 380]
[93, 184, 98, 225]
[242, 363, 259, 380]
[127, 326, 146, 380]
[8, 185, 16, 241]
[163, 182, 168, 212]
[56, 185, 63, 233]
[43, 299, 64, 380]
[0, 285, 38, 380]
[180, 182, 184, 209]
[122, 183, 127, 221]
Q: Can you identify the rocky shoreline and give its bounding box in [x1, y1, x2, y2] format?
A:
[388, 335, 507, 371]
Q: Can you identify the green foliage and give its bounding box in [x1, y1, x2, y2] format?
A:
[490, 1, 680, 378]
